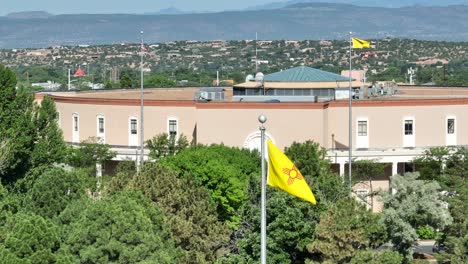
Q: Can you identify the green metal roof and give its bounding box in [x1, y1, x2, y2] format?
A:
[264, 66, 349, 82]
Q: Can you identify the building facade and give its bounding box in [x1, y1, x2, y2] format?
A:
[37, 67, 468, 212]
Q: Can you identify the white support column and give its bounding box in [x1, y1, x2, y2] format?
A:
[339, 162, 345, 177]
[392, 162, 398, 176]
[96, 163, 102, 177]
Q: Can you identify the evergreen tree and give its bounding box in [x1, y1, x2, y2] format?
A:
[119, 73, 133, 88]
[59, 192, 182, 263]
[25, 168, 89, 219]
[0, 212, 63, 263]
[30, 96, 67, 167]
[132, 162, 229, 263]
[307, 198, 387, 263]
[222, 141, 349, 263]
[0, 65, 36, 184]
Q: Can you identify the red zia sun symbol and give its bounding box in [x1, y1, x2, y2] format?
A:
[282, 166, 303, 185]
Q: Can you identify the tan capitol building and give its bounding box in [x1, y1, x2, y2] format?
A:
[37, 66, 468, 211]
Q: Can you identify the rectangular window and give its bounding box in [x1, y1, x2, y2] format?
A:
[73, 116, 78, 132]
[169, 120, 177, 137]
[358, 120, 367, 136]
[404, 120, 413, 135]
[130, 119, 137, 135]
[447, 118, 455, 134]
[98, 117, 104, 134]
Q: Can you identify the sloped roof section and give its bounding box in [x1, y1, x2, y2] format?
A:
[74, 67, 85, 77]
[264, 66, 349, 82]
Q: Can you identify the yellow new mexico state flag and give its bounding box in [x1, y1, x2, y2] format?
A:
[352, 37, 370, 49]
[267, 139, 316, 204]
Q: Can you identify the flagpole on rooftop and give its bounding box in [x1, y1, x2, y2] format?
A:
[348, 32, 353, 190]
[140, 31, 145, 168]
[259, 114, 267, 264]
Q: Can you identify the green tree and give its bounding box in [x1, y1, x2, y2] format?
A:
[30, 96, 67, 167]
[67, 137, 116, 175]
[161, 144, 260, 224]
[0, 139, 10, 175]
[284, 140, 330, 179]
[144, 73, 177, 87]
[24, 168, 89, 219]
[430, 147, 468, 263]
[59, 192, 182, 263]
[119, 73, 133, 88]
[413, 147, 451, 181]
[380, 173, 453, 260]
[104, 160, 137, 195]
[0, 212, 62, 263]
[0, 65, 36, 183]
[307, 198, 387, 263]
[349, 250, 403, 264]
[222, 174, 323, 264]
[222, 141, 349, 264]
[131, 162, 229, 263]
[146, 133, 189, 159]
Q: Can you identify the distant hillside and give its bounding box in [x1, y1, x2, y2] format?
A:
[1, 3, 468, 48]
[5, 11, 52, 19]
[252, 0, 468, 10]
[143, 7, 185, 15]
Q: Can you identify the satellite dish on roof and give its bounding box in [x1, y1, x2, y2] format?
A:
[255, 72, 264, 82]
[246, 74, 255, 82]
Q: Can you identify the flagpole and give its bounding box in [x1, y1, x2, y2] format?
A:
[140, 31, 145, 168]
[259, 114, 267, 264]
[348, 32, 353, 190]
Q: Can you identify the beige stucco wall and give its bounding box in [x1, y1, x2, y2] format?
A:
[56, 97, 468, 152]
[196, 106, 324, 150]
[353, 179, 390, 213]
[327, 104, 468, 149]
[57, 102, 197, 145]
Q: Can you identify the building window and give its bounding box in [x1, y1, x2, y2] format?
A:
[73, 115, 79, 132]
[358, 120, 367, 136]
[447, 118, 455, 134]
[169, 120, 177, 137]
[404, 120, 413, 135]
[130, 119, 137, 135]
[98, 117, 104, 134]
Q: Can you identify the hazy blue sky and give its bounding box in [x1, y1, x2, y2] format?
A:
[0, 0, 277, 15]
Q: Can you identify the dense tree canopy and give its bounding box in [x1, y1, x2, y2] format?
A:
[59, 192, 182, 263]
[30, 96, 67, 167]
[131, 162, 229, 263]
[380, 173, 452, 260]
[416, 147, 468, 263]
[3, 63, 468, 263]
[307, 198, 387, 263]
[0, 65, 36, 183]
[160, 144, 260, 224]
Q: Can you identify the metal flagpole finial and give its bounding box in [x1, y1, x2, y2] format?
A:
[258, 114, 267, 124]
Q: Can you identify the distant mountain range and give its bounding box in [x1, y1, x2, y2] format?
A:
[250, 0, 468, 10]
[1, 3, 468, 48]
